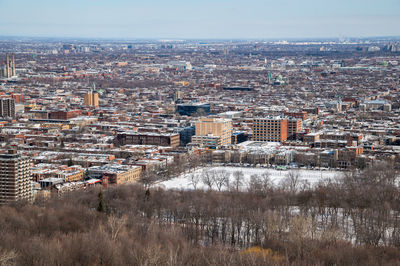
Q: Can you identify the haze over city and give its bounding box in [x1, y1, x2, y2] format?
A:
[1, 0, 400, 39]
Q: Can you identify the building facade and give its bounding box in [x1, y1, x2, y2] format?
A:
[253, 117, 288, 142]
[0, 53, 16, 78]
[87, 164, 142, 184]
[48, 110, 82, 120]
[287, 118, 302, 140]
[177, 103, 210, 116]
[84, 91, 99, 108]
[194, 117, 232, 147]
[0, 150, 33, 204]
[116, 132, 180, 147]
[0, 98, 16, 118]
[284, 110, 308, 120]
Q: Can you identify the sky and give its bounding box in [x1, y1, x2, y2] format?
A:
[0, 0, 399, 39]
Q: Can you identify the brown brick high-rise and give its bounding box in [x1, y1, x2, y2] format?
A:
[253, 117, 288, 142]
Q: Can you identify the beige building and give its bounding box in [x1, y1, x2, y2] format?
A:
[84, 91, 99, 108]
[87, 164, 142, 184]
[57, 166, 85, 182]
[0, 150, 33, 204]
[194, 117, 232, 147]
[112, 166, 142, 184]
[191, 135, 223, 148]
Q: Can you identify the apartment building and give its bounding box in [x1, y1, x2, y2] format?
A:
[0, 98, 15, 118]
[48, 110, 82, 120]
[194, 117, 232, 147]
[116, 132, 180, 147]
[0, 150, 33, 204]
[253, 117, 288, 142]
[87, 164, 142, 184]
[84, 91, 99, 108]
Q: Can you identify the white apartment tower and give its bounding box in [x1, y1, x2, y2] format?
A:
[0, 150, 33, 204]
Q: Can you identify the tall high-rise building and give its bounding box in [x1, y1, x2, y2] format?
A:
[0, 150, 33, 204]
[11, 53, 16, 77]
[84, 91, 99, 108]
[0, 98, 15, 118]
[192, 117, 232, 147]
[84, 92, 92, 106]
[92, 92, 99, 107]
[0, 53, 16, 78]
[253, 117, 288, 142]
[5, 54, 10, 78]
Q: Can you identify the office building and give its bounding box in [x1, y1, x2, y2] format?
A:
[177, 103, 210, 116]
[0, 150, 33, 204]
[191, 135, 224, 148]
[253, 117, 288, 142]
[176, 126, 195, 146]
[231, 131, 248, 144]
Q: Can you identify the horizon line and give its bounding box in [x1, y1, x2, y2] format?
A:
[0, 35, 400, 42]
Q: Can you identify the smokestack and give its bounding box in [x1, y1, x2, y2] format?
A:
[11, 53, 15, 77]
[5, 53, 10, 78]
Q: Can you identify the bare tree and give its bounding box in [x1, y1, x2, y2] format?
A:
[248, 174, 263, 194]
[189, 173, 201, 190]
[214, 170, 230, 191]
[224, 175, 230, 191]
[107, 215, 127, 241]
[281, 170, 301, 192]
[187, 153, 201, 172]
[260, 172, 272, 193]
[299, 179, 311, 191]
[141, 170, 158, 189]
[201, 170, 215, 190]
[232, 171, 244, 191]
[0, 248, 17, 266]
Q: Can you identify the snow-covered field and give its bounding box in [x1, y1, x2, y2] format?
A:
[158, 166, 343, 191]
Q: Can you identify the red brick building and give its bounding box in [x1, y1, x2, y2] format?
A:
[116, 132, 180, 147]
[253, 117, 288, 142]
[48, 110, 82, 120]
[284, 110, 308, 120]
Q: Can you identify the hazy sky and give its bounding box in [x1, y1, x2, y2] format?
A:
[0, 0, 399, 39]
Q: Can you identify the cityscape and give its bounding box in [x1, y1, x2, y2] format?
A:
[0, 0, 400, 265]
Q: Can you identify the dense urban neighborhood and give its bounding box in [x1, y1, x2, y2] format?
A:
[0, 37, 399, 265]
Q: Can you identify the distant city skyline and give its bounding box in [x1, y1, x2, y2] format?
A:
[0, 0, 399, 39]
